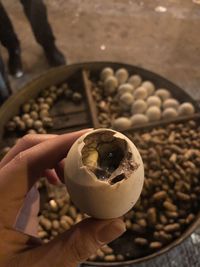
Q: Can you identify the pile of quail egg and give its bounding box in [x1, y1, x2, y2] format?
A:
[100, 67, 195, 131]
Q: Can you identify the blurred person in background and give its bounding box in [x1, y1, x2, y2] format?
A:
[0, 0, 66, 79]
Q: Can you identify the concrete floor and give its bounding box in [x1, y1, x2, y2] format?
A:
[1, 0, 200, 100]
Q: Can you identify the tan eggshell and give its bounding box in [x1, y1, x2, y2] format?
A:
[133, 86, 148, 100]
[100, 67, 114, 81]
[155, 89, 171, 101]
[115, 68, 129, 85]
[64, 129, 144, 219]
[128, 75, 142, 88]
[112, 117, 132, 130]
[162, 108, 178, 119]
[163, 98, 180, 110]
[117, 83, 134, 96]
[146, 106, 161, 121]
[130, 114, 149, 126]
[147, 96, 161, 108]
[178, 102, 195, 116]
[141, 81, 155, 96]
[131, 99, 147, 114]
[119, 92, 134, 106]
[104, 76, 118, 95]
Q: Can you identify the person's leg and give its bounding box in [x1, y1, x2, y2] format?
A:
[0, 53, 12, 104]
[20, 0, 66, 66]
[0, 2, 23, 77]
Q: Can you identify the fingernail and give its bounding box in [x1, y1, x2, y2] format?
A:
[97, 219, 126, 244]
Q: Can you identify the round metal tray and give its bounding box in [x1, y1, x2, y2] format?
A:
[0, 62, 199, 266]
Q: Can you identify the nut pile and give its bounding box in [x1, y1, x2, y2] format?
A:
[90, 67, 195, 130]
[0, 82, 83, 159]
[37, 120, 200, 262]
[123, 120, 200, 258]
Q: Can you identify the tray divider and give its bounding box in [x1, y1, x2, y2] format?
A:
[82, 69, 100, 128]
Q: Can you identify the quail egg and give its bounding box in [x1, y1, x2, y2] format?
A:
[64, 129, 144, 219]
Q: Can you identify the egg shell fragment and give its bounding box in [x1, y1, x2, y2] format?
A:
[64, 129, 144, 219]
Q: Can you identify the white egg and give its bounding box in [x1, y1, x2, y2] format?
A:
[178, 102, 195, 116]
[120, 92, 134, 106]
[155, 89, 171, 101]
[131, 99, 147, 114]
[64, 129, 144, 219]
[146, 106, 161, 121]
[104, 76, 118, 95]
[133, 86, 148, 100]
[115, 68, 129, 85]
[118, 83, 134, 97]
[130, 114, 149, 126]
[141, 81, 155, 96]
[162, 108, 178, 119]
[163, 98, 180, 110]
[128, 75, 142, 88]
[100, 67, 114, 81]
[112, 117, 132, 130]
[147, 96, 161, 108]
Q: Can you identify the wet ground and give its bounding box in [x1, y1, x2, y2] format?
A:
[1, 1, 200, 266]
[1, 0, 200, 100]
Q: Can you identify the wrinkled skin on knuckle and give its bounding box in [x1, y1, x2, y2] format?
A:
[18, 134, 36, 148]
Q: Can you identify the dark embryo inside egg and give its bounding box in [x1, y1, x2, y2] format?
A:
[82, 131, 138, 184]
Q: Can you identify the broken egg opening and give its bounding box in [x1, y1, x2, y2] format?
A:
[64, 129, 144, 219]
[82, 131, 138, 184]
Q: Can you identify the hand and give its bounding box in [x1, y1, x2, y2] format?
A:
[0, 131, 126, 267]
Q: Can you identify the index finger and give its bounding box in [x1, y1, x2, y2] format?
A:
[0, 129, 91, 219]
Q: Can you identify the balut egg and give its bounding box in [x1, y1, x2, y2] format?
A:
[155, 89, 171, 101]
[163, 98, 180, 110]
[146, 106, 161, 121]
[141, 81, 155, 96]
[162, 108, 178, 119]
[64, 129, 144, 219]
[128, 74, 142, 88]
[117, 83, 134, 97]
[131, 99, 147, 114]
[104, 76, 118, 95]
[147, 96, 161, 108]
[112, 117, 132, 130]
[115, 68, 129, 85]
[178, 102, 195, 116]
[100, 67, 114, 81]
[133, 86, 148, 100]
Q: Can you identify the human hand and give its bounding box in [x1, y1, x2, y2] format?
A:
[0, 131, 126, 267]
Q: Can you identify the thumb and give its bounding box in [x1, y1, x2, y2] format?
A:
[11, 218, 126, 267]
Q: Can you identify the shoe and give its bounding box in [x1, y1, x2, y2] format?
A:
[44, 44, 66, 67]
[8, 49, 23, 78]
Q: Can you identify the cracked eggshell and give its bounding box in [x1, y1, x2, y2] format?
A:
[64, 129, 144, 219]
